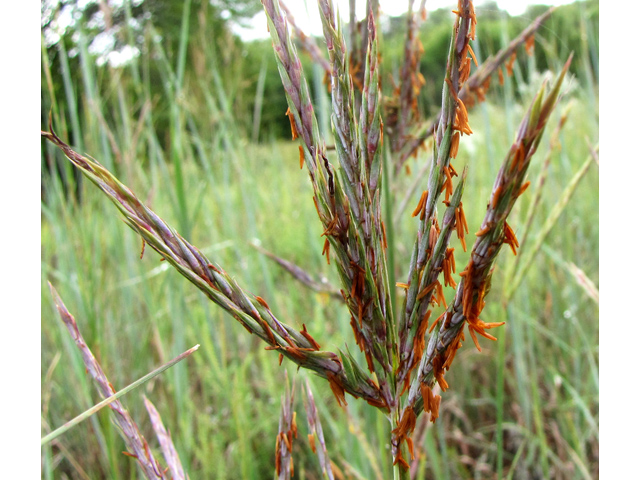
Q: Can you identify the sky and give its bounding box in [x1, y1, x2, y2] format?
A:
[235, 0, 581, 40]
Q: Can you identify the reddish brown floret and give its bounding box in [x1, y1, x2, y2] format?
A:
[469, 0, 477, 39]
[283, 345, 306, 361]
[322, 238, 331, 264]
[365, 394, 390, 412]
[381, 220, 388, 249]
[350, 262, 365, 299]
[326, 371, 348, 407]
[406, 436, 415, 460]
[420, 383, 442, 422]
[444, 327, 465, 367]
[256, 296, 270, 310]
[511, 142, 526, 173]
[412, 190, 428, 217]
[417, 280, 438, 301]
[455, 203, 468, 251]
[416, 310, 432, 342]
[475, 224, 491, 236]
[364, 350, 375, 374]
[443, 165, 454, 202]
[435, 281, 447, 308]
[420, 383, 432, 412]
[468, 325, 482, 351]
[468, 44, 478, 67]
[283, 334, 296, 348]
[446, 77, 460, 103]
[506, 51, 517, 76]
[459, 57, 471, 84]
[491, 183, 503, 209]
[459, 203, 468, 233]
[450, 132, 461, 159]
[393, 450, 410, 470]
[282, 431, 292, 452]
[428, 220, 440, 253]
[518, 181, 531, 197]
[443, 247, 457, 288]
[300, 324, 321, 350]
[392, 408, 417, 442]
[525, 34, 535, 56]
[350, 316, 363, 349]
[400, 373, 411, 396]
[503, 222, 520, 255]
[275, 435, 282, 474]
[431, 394, 441, 422]
[432, 355, 449, 391]
[285, 107, 299, 140]
[259, 319, 277, 346]
[454, 98, 473, 135]
[429, 311, 446, 333]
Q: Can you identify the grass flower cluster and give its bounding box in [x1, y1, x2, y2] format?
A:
[42, 0, 595, 478]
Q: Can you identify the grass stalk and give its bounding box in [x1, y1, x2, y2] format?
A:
[495, 307, 507, 477]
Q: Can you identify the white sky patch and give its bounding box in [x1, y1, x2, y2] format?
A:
[235, 0, 582, 41]
[104, 44, 140, 67]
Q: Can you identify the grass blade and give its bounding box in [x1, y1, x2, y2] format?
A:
[41, 342, 200, 447]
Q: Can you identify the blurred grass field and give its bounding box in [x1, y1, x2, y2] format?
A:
[41, 1, 598, 478]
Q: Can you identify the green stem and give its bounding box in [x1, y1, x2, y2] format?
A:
[496, 308, 507, 478]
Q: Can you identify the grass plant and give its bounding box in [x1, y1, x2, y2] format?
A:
[41, 0, 598, 478]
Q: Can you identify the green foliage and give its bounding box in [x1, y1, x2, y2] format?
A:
[238, 38, 296, 140]
[41, 1, 599, 147]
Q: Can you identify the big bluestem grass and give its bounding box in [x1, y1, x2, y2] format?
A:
[259, 0, 572, 471]
[42, 0, 597, 477]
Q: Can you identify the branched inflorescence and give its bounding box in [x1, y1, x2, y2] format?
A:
[42, 127, 385, 408]
[259, 0, 571, 470]
[402, 54, 573, 422]
[44, 0, 571, 474]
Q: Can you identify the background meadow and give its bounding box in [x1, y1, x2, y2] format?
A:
[40, 0, 598, 478]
